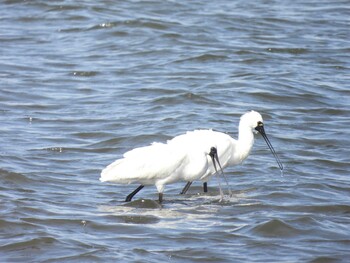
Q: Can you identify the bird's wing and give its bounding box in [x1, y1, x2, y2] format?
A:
[123, 142, 163, 159]
[100, 142, 186, 185]
[169, 129, 237, 180]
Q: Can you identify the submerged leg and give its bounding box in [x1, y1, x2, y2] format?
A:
[203, 182, 208, 193]
[180, 181, 193, 194]
[125, 185, 144, 202]
[158, 192, 163, 203]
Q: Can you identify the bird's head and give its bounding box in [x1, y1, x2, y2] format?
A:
[241, 110, 283, 171]
[240, 110, 264, 133]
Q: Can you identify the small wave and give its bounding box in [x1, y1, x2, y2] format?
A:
[89, 137, 127, 150]
[0, 169, 32, 183]
[150, 92, 221, 108]
[252, 218, 302, 237]
[89, 19, 172, 31]
[122, 198, 163, 209]
[118, 214, 161, 224]
[0, 236, 58, 250]
[266, 47, 309, 55]
[297, 204, 350, 214]
[72, 71, 99, 77]
[174, 53, 228, 63]
[309, 256, 341, 263]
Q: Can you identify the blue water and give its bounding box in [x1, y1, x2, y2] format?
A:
[1, 1, 350, 262]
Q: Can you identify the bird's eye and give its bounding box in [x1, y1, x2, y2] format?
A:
[257, 121, 263, 126]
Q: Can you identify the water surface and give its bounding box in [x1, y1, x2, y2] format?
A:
[1, 0, 350, 262]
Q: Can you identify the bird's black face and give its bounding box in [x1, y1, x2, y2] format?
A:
[254, 121, 264, 134]
[254, 121, 284, 171]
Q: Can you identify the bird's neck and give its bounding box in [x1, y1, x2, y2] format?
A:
[235, 125, 255, 162]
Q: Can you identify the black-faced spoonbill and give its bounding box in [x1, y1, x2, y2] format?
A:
[100, 110, 283, 203]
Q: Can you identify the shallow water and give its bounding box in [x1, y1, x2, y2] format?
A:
[1, 0, 350, 262]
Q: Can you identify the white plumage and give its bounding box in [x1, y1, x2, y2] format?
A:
[100, 110, 283, 202]
[100, 142, 207, 193]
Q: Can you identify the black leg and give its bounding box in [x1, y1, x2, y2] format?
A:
[158, 192, 163, 203]
[203, 182, 208, 193]
[180, 181, 193, 194]
[125, 185, 144, 202]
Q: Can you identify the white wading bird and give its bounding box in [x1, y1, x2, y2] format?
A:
[100, 111, 283, 203]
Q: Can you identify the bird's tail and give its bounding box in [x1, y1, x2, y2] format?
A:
[99, 159, 124, 182]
